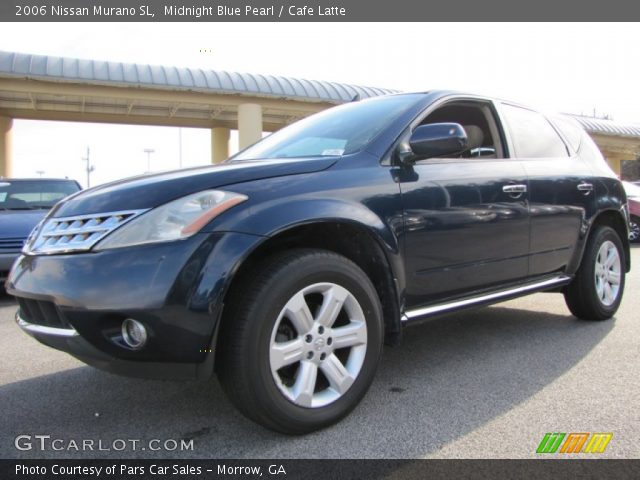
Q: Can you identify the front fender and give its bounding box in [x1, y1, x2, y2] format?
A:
[195, 163, 406, 354]
[219, 197, 402, 255]
[201, 163, 406, 288]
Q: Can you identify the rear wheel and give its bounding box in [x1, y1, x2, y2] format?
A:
[564, 225, 625, 320]
[217, 249, 383, 434]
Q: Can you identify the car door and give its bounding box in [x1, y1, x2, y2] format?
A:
[398, 99, 530, 308]
[498, 104, 596, 277]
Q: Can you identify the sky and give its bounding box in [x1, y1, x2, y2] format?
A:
[1, 22, 639, 187]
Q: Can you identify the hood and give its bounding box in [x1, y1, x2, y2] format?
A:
[0, 209, 48, 239]
[53, 157, 337, 217]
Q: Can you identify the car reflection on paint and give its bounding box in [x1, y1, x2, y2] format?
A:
[403, 204, 520, 232]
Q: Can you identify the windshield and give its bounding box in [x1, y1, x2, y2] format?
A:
[232, 94, 422, 161]
[0, 180, 80, 210]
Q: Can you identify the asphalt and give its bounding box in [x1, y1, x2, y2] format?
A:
[1, 247, 638, 459]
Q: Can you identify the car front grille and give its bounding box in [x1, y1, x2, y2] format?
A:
[24, 209, 147, 254]
[17, 297, 71, 329]
[0, 237, 26, 252]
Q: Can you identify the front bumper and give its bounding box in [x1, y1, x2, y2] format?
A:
[6, 231, 264, 380]
[15, 311, 204, 379]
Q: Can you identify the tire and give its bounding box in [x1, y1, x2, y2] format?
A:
[217, 248, 384, 434]
[629, 216, 640, 243]
[564, 225, 626, 321]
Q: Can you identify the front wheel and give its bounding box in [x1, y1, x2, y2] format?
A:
[217, 249, 383, 434]
[564, 225, 626, 320]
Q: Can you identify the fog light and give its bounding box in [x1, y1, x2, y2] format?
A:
[121, 318, 148, 349]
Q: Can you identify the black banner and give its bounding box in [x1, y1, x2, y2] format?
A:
[1, 0, 640, 22]
[3, 460, 640, 480]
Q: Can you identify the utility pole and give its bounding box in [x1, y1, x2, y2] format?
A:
[35, 170, 45, 178]
[82, 146, 95, 188]
[143, 148, 155, 173]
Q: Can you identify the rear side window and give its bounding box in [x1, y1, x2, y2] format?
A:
[501, 104, 569, 158]
[550, 116, 583, 153]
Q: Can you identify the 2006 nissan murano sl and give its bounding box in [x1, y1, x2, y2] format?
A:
[6, 92, 631, 434]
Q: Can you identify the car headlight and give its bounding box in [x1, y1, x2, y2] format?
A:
[94, 190, 248, 250]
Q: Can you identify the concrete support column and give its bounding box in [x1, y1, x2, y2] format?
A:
[602, 152, 624, 176]
[611, 156, 623, 176]
[238, 103, 263, 150]
[0, 116, 13, 178]
[211, 127, 230, 164]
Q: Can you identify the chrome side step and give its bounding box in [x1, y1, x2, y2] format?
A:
[402, 275, 572, 322]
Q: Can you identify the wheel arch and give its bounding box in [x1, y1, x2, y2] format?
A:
[215, 220, 404, 361]
[582, 209, 631, 273]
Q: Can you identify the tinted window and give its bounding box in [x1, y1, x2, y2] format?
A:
[501, 104, 568, 158]
[232, 94, 423, 161]
[420, 102, 503, 159]
[0, 180, 80, 210]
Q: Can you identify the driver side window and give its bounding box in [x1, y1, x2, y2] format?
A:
[419, 101, 505, 159]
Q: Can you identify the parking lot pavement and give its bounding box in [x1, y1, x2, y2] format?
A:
[1, 247, 638, 459]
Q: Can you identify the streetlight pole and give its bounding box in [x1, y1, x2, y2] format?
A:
[143, 148, 155, 173]
[178, 128, 183, 168]
[82, 146, 95, 188]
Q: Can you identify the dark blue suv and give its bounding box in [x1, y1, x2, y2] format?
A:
[6, 92, 630, 433]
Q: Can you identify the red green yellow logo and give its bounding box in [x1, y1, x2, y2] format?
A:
[536, 432, 612, 454]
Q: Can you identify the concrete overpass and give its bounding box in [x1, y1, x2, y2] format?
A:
[570, 115, 640, 176]
[0, 50, 639, 178]
[0, 50, 395, 177]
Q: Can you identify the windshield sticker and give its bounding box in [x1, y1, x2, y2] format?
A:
[321, 149, 345, 156]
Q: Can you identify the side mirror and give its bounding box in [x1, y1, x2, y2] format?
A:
[398, 123, 468, 164]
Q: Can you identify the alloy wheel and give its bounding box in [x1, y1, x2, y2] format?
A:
[594, 240, 621, 306]
[269, 282, 368, 408]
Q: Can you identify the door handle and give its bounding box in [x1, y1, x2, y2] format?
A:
[502, 184, 527, 194]
[577, 182, 594, 193]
